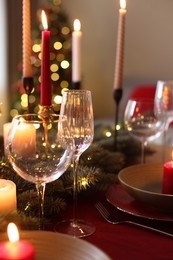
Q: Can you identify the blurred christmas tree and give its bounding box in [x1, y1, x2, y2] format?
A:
[10, 0, 72, 118]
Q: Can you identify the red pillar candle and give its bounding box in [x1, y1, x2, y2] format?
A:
[162, 161, 173, 194]
[0, 223, 35, 260]
[40, 10, 51, 106]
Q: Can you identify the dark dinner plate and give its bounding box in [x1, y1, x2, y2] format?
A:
[106, 184, 173, 221]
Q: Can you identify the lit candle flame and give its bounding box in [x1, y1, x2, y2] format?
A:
[74, 19, 81, 31]
[42, 10, 48, 30]
[7, 223, 19, 243]
[120, 0, 126, 9]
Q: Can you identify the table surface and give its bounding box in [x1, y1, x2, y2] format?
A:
[2, 133, 173, 259]
[55, 189, 173, 260]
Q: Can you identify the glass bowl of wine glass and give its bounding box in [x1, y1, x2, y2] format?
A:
[124, 98, 165, 163]
[6, 114, 73, 228]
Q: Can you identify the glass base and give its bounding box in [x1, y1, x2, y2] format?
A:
[54, 219, 96, 238]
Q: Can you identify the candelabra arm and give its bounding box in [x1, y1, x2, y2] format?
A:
[38, 105, 54, 121]
[113, 88, 123, 150]
[71, 82, 81, 90]
[23, 77, 34, 114]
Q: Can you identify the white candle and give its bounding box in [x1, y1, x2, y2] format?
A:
[12, 123, 36, 157]
[72, 19, 82, 83]
[113, 0, 127, 89]
[22, 0, 33, 77]
[3, 122, 12, 156]
[0, 179, 16, 213]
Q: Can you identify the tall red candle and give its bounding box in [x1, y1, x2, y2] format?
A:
[162, 161, 173, 194]
[0, 223, 35, 260]
[40, 10, 51, 106]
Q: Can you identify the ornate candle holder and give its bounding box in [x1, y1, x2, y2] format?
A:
[38, 104, 54, 120]
[23, 77, 34, 113]
[71, 82, 81, 90]
[38, 105, 54, 156]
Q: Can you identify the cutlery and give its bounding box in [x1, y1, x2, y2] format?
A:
[95, 202, 173, 238]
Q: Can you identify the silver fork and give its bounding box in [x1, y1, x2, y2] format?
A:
[95, 202, 173, 238]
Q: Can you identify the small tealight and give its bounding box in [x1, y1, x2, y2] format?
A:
[162, 161, 173, 194]
[0, 223, 35, 260]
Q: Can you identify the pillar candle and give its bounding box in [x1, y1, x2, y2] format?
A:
[0, 223, 35, 260]
[0, 179, 16, 213]
[22, 0, 33, 77]
[113, 0, 127, 90]
[40, 10, 51, 106]
[162, 161, 173, 194]
[12, 123, 36, 157]
[72, 19, 82, 83]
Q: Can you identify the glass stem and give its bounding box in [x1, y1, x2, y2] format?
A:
[36, 183, 46, 229]
[72, 155, 80, 224]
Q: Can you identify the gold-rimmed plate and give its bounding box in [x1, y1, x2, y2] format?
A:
[0, 231, 111, 260]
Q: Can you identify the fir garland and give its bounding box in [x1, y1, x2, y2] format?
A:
[0, 126, 155, 231]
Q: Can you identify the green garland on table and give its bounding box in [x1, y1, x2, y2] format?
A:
[0, 141, 126, 231]
[0, 126, 155, 231]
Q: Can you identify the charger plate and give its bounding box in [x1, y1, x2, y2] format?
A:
[106, 184, 173, 221]
[0, 231, 111, 260]
[118, 163, 173, 211]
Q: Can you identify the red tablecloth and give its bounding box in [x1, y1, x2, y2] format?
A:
[57, 192, 173, 260]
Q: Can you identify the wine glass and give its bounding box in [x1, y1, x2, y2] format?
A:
[124, 98, 165, 163]
[155, 80, 173, 160]
[6, 114, 73, 228]
[55, 90, 95, 237]
[155, 80, 173, 130]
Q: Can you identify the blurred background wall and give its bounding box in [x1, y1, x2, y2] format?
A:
[61, 0, 173, 119]
[0, 0, 8, 133]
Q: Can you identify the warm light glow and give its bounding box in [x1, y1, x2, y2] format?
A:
[10, 109, 18, 118]
[54, 42, 62, 50]
[57, 54, 65, 62]
[21, 94, 28, 103]
[7, 223, 19, 243]
[120, 0, 126, 9]
[61, 60, 70, 69]
[74, 19, 81, 31]
[61, 88, 69, 95]
[116, 124, 121, 131]
[54, 95, 62, 104]
[60, 80, 69, 89]
[51, 72, 59, 81]
[61, 26, 70, 35]
[81, 178, 88, 187]
[42, 10, 48, 30]
[50, 64, 59, 72]
[105, 131, 112, 137]
[32, 44, 41, 53]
